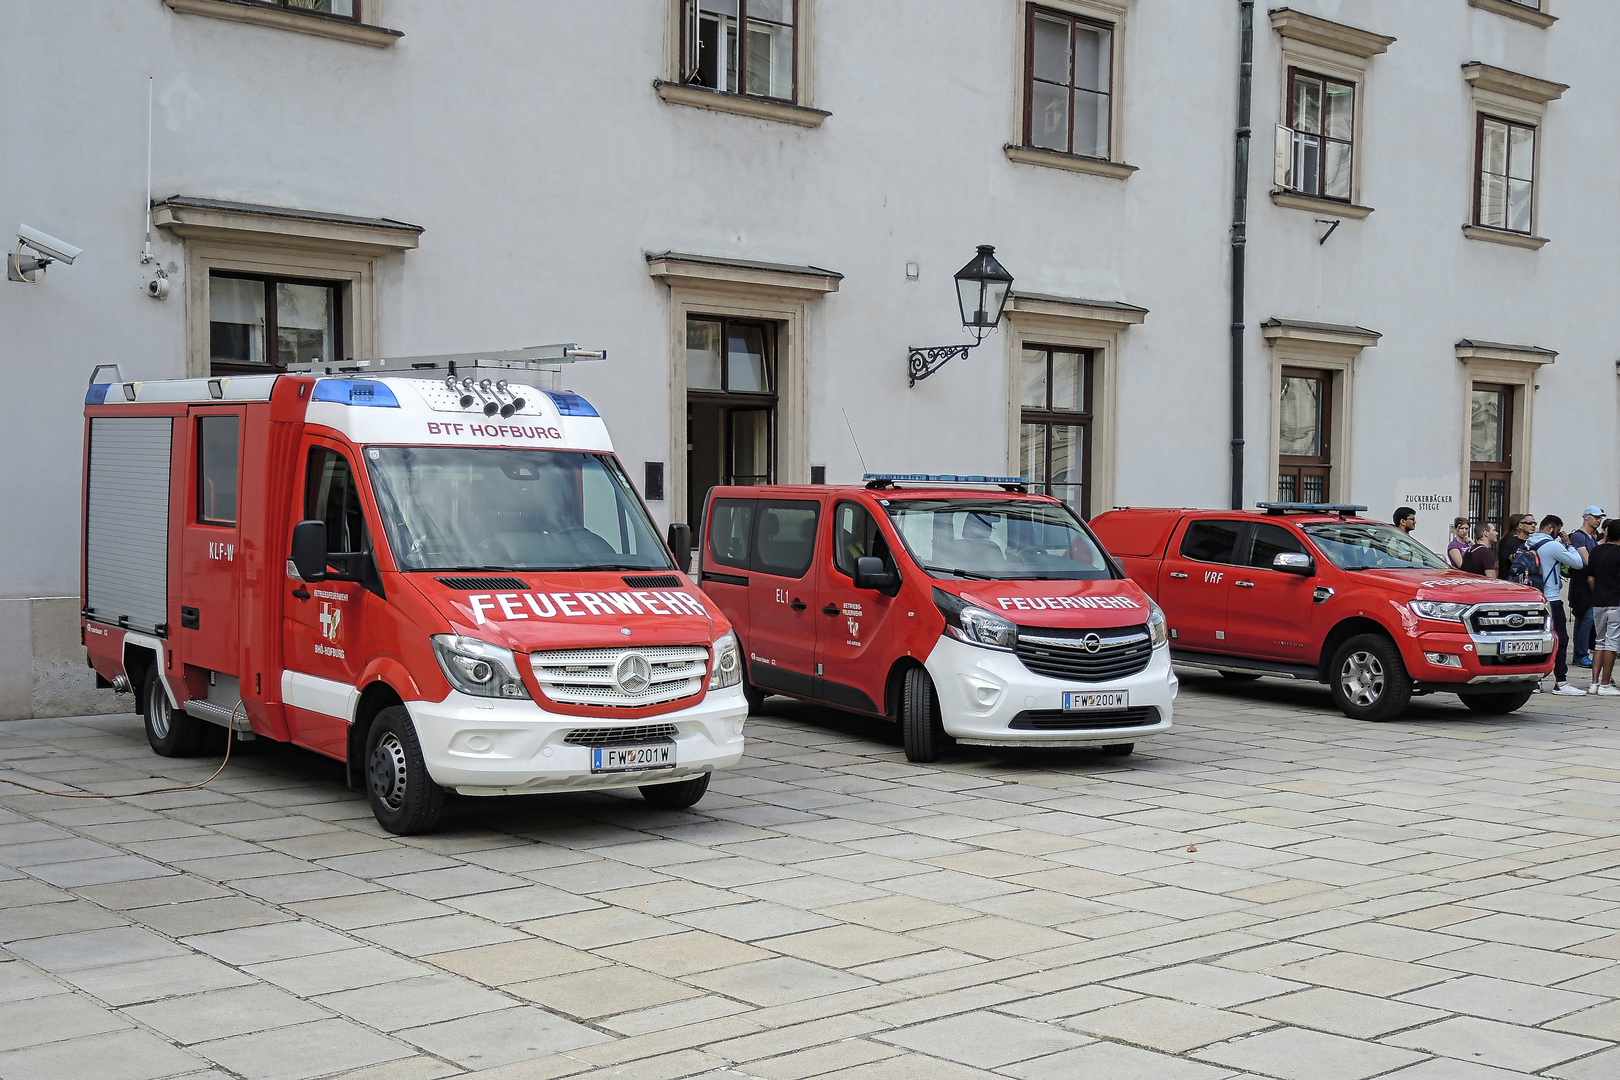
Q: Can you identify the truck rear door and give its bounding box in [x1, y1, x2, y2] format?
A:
[744, 498, 822, 699]
[179, 407, 246, 679]
[1160, 518, 1242, 651]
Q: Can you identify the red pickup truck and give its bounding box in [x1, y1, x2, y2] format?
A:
[1088, 504, 1555, 721]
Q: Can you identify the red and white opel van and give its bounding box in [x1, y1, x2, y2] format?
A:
[80, 353, 747, 834]
[698, 475, 1177, 761]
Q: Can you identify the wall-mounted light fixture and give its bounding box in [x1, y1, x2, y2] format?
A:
[907, 245, 1013, 387]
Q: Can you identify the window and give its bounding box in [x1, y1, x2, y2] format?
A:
[832, 502, 892, 577]
[1242, 523, 1307, 569]
[752, 500, 818, 578]
[1279, 69, 1354, 202]
[1019, 346, 1092, 517]
[1180, 521, 1243, 564]
[706, 498, 754, 571]
[1475, 116, 1535, 234]
[682, 0, 796, 102]
[686, 315, 778, 524]
[1277, 368, 1332, 503]
[210, 273, 342, 374]
[196, 415, 240, 526]
[1025, 6, 1113, 159]
[259, 0, 358, 18]
[305, 447, 367, 556]
[1469, 384, 1514, 537]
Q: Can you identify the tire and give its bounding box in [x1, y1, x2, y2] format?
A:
[144, 670, 206, 757]
[1461, 686, 1535, 715]
[1098, 743, 1135, 756]
[1328, 634, 1412, 722]
[365, 706, 445, 835]
[742, 674, 767, 715]
[901, 667, 949, 763]
[640, 772, 711, 809]
[1219, 671, 1261, 683]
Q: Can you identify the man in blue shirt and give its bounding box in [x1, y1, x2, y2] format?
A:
[1527, 515, 1588, 695]
[1568, 506, 1604, 668]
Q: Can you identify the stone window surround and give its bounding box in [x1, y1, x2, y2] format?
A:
[656, 0, 826, 128]
[1462, 64, 1567, 250]
[1455, 339, 1556, 521]
[1005, 0, 1134, 180]
[1002, 291, 1148, 516]
[646, 252, 841, 525]
[151, 197, 422, 378]
[1468, 0, 1556, 30]
[162, 0, 402, 47]
[1268, 8, 1395, 221]
[1260, 318, 1380, 506]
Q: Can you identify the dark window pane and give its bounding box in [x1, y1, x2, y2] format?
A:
[210, 276, 266, 366]
[1032, 14, 1071, 84]
[1244, 522, 1306, 569]
[276, 282, 336, 367]
[686, 318, 723, 390]
[1031, 80, 1070, 151]
[727, 323, 769, 392]
[305, 447, 366, 555]
[833, 501, 889, 577]
[752, 500, 818, 578]
[1180, 520, 1242, 564]
[1073, 22, 1110, 92]
[1020, 349, 1047, 408]
[1279, 376, 1322, 458]
[197, 415, 240, 525]
[1470, 390, 1505, 462]
[729, 408, 770, 485]
[707, 498, 754, 570]
[1050, 351, 1083, 412]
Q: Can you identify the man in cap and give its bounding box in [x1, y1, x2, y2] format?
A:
[1569, 506, 1605, 668]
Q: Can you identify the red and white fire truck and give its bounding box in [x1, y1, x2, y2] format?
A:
[79, 350, 747, 834]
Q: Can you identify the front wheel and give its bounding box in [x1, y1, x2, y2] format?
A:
[1461, 687, 1535, 715]
[901, 667, 950, 763]
[365, 706, 445, 835]
[144, 671, 206, 757]
[1328, 634, 1412, 722]
[640, 772, 711, 809]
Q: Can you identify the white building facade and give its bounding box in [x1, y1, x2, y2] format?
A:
[2, 0, 1614, 719]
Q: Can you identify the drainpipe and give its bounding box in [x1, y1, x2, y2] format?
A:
[1230, 0, 1254, 510]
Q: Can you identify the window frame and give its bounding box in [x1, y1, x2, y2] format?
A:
[1178, 519, 1245, 566]
[1468, 382, 1515, 539]
[1281, 67, 1355, 203]
[253, 0, 361, 22]
[1018, 345, 1095, 519]
[831, 499, 893, 579]
[1008, 0, 1130, 178]
[1277, 366, 1333, 504]
[208, 271, 346, 376]
[750, 499, 820, 579]
[195, 413, 241, 527]
[1022, 4, 1114, 161]
[1472, 113, 1537, 236]
[679, 0, 798, 105]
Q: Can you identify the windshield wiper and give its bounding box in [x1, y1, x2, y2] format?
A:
[569, 563, 670, 573]
[432, 565, 528, 573]
[921, 565, 996, 580]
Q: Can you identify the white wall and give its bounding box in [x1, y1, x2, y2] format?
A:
[2, 0, 1614, 715]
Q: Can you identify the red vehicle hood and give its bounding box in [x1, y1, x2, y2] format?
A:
[409, 573, 723, 651]
[940, 577, 1154, 627]
[1348, 568, 1546, 605]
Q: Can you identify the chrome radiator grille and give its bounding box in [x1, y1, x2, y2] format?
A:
[1466, 603, 1549, 636]
[529, 646, 708, 706]
[1014, 625, 1153, 682]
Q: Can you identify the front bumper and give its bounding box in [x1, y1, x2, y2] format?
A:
[924, 635, 1177, 747]
[1402, 627, 1555, 687]
[407, 685, 748, 795]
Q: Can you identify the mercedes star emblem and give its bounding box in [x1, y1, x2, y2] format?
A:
[613, 652, 653, 695]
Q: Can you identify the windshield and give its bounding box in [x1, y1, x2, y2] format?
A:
[367, 447, 674, 572]
[1303, 521, 1449, 572]
[883, 498, 1114, 580]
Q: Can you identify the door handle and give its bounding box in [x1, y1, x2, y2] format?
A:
[1235, 580, 1255, 588]
[1169, 571, 1189, 579]
[292, 587, 311, 600]
[790, 598, 807, 611]
[821, 604, 839, 616]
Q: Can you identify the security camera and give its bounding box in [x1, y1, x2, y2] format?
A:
[18, 224, 82, 264]
[8, 223, 83, 284]
[145, 272, 170, 300]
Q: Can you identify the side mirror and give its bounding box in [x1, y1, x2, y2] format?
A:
[1273, 551, 1315, 576]
[290, 520, 328, 582]
[667, 523, 693, 574]
[854, 555, 899, 594]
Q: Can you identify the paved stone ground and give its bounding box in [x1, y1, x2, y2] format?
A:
[3, 673, 1620, 1080]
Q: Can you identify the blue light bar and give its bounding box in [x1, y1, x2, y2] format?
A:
[85, 383, 111, 405]
[1257, 502, 1367, 515]
[312, 379, 400, 407]
[864, 473, 1028, 484]
[545, 390, 599, 417]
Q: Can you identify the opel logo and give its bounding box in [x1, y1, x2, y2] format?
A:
[613, 653, 653, 695]
[1507, 614, 1526, 628]
[1081, 633, 1103, 654]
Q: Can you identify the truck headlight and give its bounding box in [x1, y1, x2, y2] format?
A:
[1146, 600, 1169, 648]
[1410, 600, 1469, 623]
[431, 635, 531, 699]
[934, 587, 1017, 651]
[710, 631, 742, 690]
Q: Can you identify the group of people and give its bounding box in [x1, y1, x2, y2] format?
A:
[1395, 505, 1620, 698]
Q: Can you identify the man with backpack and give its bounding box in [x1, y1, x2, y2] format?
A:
[1511, 515, 1588, 696]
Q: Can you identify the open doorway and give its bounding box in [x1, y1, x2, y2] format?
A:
[687, 315, 778, 526]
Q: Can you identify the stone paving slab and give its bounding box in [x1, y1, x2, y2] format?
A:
[2, 675, 1620, 1078]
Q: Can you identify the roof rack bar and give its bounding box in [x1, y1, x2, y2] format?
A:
[287, 344, 606, 379]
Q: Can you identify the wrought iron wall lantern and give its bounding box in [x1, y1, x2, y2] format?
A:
[907, 245, 1014, 387]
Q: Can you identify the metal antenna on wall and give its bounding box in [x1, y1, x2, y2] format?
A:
[842, 409, 869, 475]
[141, 77, 154, 266]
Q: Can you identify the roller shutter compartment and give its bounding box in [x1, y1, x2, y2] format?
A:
[85, 417, 172, 635]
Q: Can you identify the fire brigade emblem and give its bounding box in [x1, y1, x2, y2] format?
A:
[1081, 632, 1103, 654]
[319, 603, 342, 643]
[848, 618, 860, 638]
[613, 652, 653, 695]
